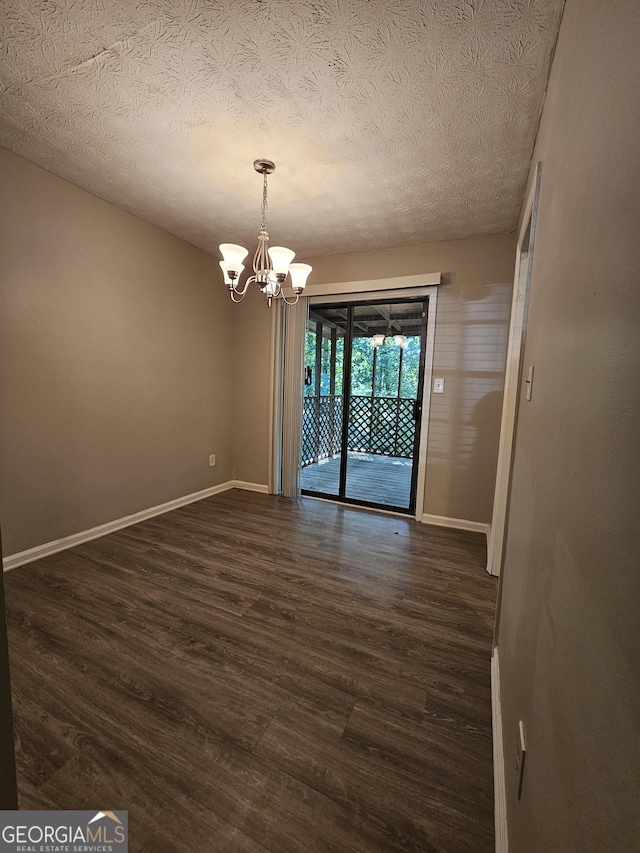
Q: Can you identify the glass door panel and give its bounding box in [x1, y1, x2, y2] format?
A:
[300, 307, 347, 497]
[344, 302, 424, 510]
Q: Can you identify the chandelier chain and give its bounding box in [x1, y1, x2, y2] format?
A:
[261, 169, 268, 230]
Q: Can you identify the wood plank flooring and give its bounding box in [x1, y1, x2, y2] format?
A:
[4, 490, 497, 853]
[301, 452, 413, 508]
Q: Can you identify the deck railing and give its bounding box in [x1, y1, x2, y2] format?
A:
[302, 394, 416, 467]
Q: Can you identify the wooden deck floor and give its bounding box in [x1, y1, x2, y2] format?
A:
[4, 490, 497, 852]
[301, 452, 413, 509]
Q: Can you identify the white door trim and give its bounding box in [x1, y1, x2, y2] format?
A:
[492, 649, 509, 853]
[487, 163, 542, 576]
[267, 304, 284, 495]
[307, 284, 439, 306]
[300, 272, 441, 299]
[414, 287, 438, 520]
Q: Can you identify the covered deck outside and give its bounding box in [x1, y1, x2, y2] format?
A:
[300, 451, 413, 508]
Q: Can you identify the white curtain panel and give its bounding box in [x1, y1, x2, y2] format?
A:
[280, 296, 308, 499]
[267, 302, 284, 496]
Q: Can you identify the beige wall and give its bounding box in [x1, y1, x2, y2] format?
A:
[0, 148, 234, 555]
[232, 233, 515, 523]
[497, 0, 640, 850]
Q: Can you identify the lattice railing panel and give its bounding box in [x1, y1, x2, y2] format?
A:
[302, 395, 416, 466]
[302, 396, 343, 467]
[348, 396, 415, 458]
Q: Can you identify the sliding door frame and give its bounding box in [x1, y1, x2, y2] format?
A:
[270, 282, 439, 521]
[267, 303, 285, 496]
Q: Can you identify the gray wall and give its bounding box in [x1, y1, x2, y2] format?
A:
[232, 233, 515, 523]
[497, 0, 640, 850]
[0, 148, 234, 556]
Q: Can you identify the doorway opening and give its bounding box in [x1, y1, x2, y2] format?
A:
[300, 298, 428, 514]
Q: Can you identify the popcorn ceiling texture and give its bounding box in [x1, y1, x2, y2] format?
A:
[0, 0, 564, 257]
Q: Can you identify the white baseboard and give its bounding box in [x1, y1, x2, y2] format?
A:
[420, 512, 490, 537]
[492, 649, 509, 853]
[2, 480, 270, 572]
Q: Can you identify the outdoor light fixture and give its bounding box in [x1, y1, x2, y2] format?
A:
[373, 327, 408, 348]
[219, 159, 312, 306]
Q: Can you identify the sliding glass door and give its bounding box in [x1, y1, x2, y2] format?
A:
[300, 298, 428, 513]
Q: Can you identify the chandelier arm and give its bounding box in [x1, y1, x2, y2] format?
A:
[229, 288, 246, 303]
[279, 290, 301, 306]
[271, 279, 283, 298]
[230, 276, 251, 297]
[253, 230, 270, 278]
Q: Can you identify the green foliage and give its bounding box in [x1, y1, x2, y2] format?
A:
[400, 336, 421, 399]
[350, 337, 373, 395]
[305, 328, 420, 399]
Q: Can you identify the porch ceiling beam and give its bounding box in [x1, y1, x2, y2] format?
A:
[308, 310, 345, 335]
[351, 315, 423, 336]
[334, 308, 369, 334]
[372, 305, 402, 332]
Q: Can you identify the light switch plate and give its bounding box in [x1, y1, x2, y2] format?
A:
[516, 720, 526, 799]
[433, 378, 445, 394]
[525, 365, 534, 401]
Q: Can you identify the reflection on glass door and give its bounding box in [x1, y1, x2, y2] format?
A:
[300, 298, 427, 513]
[300, 307, 347, 496]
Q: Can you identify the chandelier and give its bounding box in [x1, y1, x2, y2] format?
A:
[218, 159, 312, 306]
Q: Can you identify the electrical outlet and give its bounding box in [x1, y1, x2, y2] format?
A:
[209, 454, 216, 467]
[516, 720, 526, 799]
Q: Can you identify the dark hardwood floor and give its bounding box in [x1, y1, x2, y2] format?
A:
[4, 490, 497, 853]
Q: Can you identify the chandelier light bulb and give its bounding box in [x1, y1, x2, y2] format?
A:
[372, 333, 385, 348]
[219, 243, 248, 272]
[219, 260, 244, 285]
[394, 334, 405, 347]
[268, 246, 295, 277]
[288, 263, 312, 293]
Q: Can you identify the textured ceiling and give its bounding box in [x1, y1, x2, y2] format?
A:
[0, 0, 564, 257]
